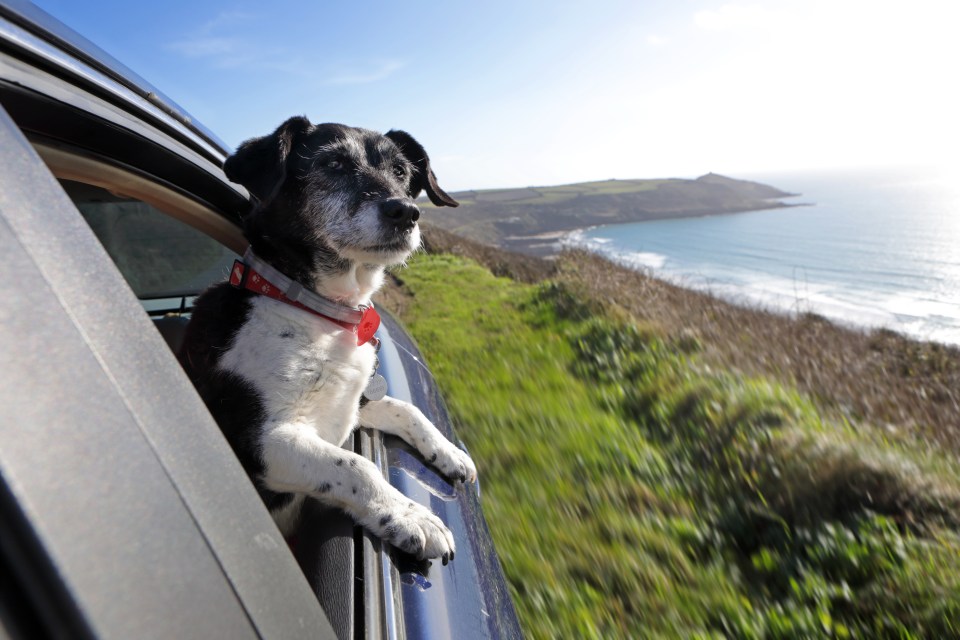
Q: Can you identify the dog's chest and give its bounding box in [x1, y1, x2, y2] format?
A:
[218, 298, 376, 445]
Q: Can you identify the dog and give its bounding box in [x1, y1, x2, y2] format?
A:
[178, 116, 475, 563]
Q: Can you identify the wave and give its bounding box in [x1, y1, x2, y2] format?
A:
[564, 228, 960, 346]
[563, 230, 668, 270]
[679, 270, 960, 345]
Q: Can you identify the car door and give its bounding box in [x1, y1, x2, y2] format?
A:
[0, 102, 338, 638]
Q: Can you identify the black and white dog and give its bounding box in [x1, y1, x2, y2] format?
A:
[178, 116, 475, 563]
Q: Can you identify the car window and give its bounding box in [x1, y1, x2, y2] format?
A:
[59, 179, 238, 300]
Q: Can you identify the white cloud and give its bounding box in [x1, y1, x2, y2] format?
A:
[166, 10, 256, 58]
[167, 36, 239, 58]
[694, 3, 787, 31]
[166, 12, 405, 86]
[326, 60, 406, 85]
[203, 10, 258, 30]
[165, 11, 311, 75]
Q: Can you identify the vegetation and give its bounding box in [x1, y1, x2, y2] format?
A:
[415, 225, 960, 447]
[379, 234, 960, 639]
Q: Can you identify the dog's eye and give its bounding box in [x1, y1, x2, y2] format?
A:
[326, 159, 344, 170]
[393, 164, 407, 179]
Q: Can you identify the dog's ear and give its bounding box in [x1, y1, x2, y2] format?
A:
[224, 116, 313, 205]
[385, 130, 458, 207]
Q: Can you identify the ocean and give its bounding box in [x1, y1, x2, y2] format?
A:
[564, 167, 960, 346]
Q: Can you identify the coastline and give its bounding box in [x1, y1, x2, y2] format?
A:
[559, 219, 960, 348]
[500, 201, 805, 258]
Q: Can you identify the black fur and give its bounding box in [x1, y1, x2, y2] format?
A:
[384, 130, 459, 207]
[179, 118, 458, 526]
[177, 285, 294, 509]
[224, 118, 457, 291]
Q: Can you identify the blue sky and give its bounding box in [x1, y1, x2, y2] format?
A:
[31, 0, 960, 191]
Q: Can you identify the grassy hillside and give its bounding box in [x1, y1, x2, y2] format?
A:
[379, 236, 960, 638]
[420, 173, 796, 256]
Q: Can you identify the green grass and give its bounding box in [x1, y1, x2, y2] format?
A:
[422, 178, 669, 209]
[393, 254, 960, 639]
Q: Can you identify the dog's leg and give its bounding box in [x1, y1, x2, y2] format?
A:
[359, 396, 477, 484]
[261, 423, 455, 561]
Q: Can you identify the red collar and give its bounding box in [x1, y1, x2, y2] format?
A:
[229, 259, 380, 346]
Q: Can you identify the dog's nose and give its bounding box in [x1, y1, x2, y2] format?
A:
[381, 199, 421, 226]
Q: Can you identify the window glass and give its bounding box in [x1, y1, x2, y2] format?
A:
[60, 179, 237, 298]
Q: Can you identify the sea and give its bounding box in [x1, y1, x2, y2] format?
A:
[563, 167, 960, 346]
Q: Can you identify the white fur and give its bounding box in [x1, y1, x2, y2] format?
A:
[311, 262, 385, 307]
[308, 197, 422, 268]
[217, 281, 472, 559]
[360, 397, 477, 483]
[219, 296, 375, 448]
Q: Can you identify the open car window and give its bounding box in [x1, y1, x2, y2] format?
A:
[59, 179, 238, 302]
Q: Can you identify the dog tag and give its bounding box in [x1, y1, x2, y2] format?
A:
[356, 307, 381, 346]
[363, 373, 388, 401]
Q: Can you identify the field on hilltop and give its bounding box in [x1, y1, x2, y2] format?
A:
[420, 173, 796, 256]
[375, 226, 960, 639]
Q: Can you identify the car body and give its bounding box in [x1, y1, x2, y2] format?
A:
[0, 1, 522, 638]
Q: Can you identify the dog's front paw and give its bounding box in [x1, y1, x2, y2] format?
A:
[367, 499, 456, 562]
[429, 444, 478, 485]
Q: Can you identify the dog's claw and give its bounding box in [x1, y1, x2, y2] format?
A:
[367, 495, 456, 561]
[430, 444, 477, 486]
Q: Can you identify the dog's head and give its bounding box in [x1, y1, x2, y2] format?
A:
[224, 116, 458, 271]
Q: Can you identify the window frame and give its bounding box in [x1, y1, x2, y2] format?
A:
[37, 142, 246, 255]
